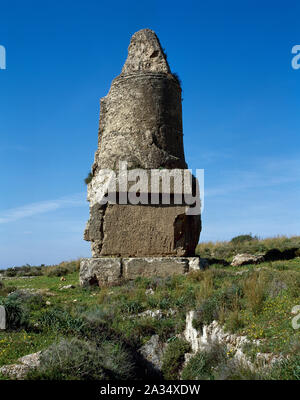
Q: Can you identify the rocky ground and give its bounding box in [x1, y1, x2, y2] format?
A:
[0, 237, 299, 380]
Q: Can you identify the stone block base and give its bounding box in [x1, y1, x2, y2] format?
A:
[85, 203, 201, 258]
[79, 257, 205, 287]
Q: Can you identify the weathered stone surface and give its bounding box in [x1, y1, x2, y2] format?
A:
[231, 253, 265, 267]
[188, 257, 209, 271]
[123, 257, 189, 279]
[121, 29, 170, 75]
[83, 28, 201, 260]
[93, 29, 185, 172]
[80, 257, 203, 286]
[0, 305, 6, 330]
[182, 312, 284, 373]
[91, 204, 200, 257]
[0, 351, 41, 379]
[139, 335, 167, 373]
[60, 284, 75, 290]
[79, 258, 121, 287]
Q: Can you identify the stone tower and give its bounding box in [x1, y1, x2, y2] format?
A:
[80, 29, 202, 286]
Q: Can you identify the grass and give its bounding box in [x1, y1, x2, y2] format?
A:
[196, 235, 300, 261]
[161, 338, 190, 379]
[0, 236, 299, 380]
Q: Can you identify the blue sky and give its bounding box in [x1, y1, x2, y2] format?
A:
[0, 1, 299, 268]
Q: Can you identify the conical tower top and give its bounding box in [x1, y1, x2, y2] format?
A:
[121, 28, 171, 75]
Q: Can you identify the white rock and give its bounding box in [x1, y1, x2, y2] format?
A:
[0, 351, 41, 379]
[60, 284, 75, 290]
[145, 288, 154, 296]
[231, 253, 264, 267]
[139, 335, 167, 372]
[182, 311, 282, 372]
[0, 305, 6, 330]
[183, 311, 201, 353]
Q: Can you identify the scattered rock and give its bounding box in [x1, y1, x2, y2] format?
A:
[182, 311, 283, 371]
[0, 351, 41, 380]
[139, 335, 167, 373]
[138, 309, 175, 319]
[60, 284, 75, 290]
[189, 257, 209, 270]
[145, 288, 154, 296]
[231, 253, 265, 267]
[126, 309, 175, 320]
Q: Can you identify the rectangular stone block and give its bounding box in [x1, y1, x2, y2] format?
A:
[79, 258, 121, 287]
[79, 257, 204, 287]
[123, 257, 189, 280]
[0, 305, 6, 330]
[94, 204, 200, 257]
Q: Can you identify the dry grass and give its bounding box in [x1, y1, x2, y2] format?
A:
[243, 272, 266, 314]
[196, 235, 300, 261]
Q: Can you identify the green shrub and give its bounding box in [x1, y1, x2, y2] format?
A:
[84, 172, 93, 185]
[1, 265, 43, 277]
[182, 344, 266, 380]
[161, 338, 190, 380]
[27, 338, 135, 380]
[120, 299, 145, 314]
[193, 284, 243, 329]
[25, 267, 43, 276]
[0, 295, 30, 330]
[8, 290, 46, 311]
[38, 307, 85, 334]
[193, 297, 219, 328]
[181, 343, 227, 380]
[43, 261, 79, 277]
[44, 266, 69, 277]
[272, 262, 288, 271]
[243, 272, 266, 314]
[80, 306, 117, 342]
[224, 310, 244, 333]
[196, 235, 300, 260]
[0, 284, 16, 297]
[0, 280, 15, 297]
[230, 234, 258, 245]
[268, 355, 300, 380]
[4, 268, 17, 277]
[215, 359, 264, 380]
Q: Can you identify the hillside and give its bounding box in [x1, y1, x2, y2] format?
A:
[0, 236, 299, 380]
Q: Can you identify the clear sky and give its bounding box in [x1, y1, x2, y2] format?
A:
[0, 0, 299, 268]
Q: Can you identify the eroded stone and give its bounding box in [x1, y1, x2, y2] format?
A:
[80, 257, 203, 286]
[79, 258, 121, 287]
[0, 305, 6, 330]
[83, 28, 201, 262]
